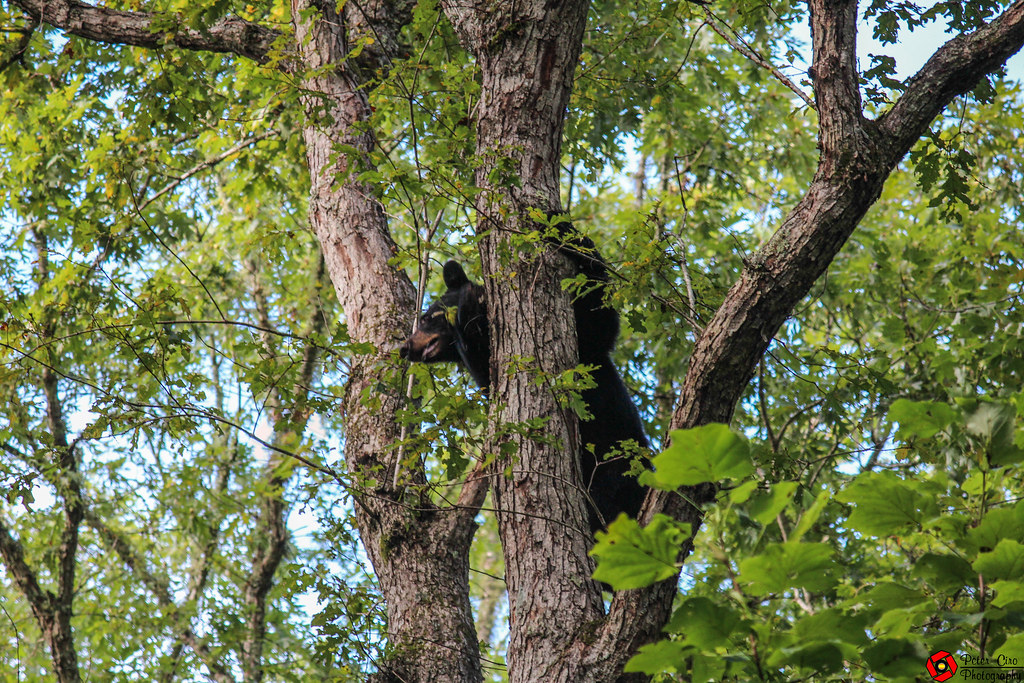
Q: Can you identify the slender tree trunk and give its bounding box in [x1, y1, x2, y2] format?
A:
[37, 230, 82, 683]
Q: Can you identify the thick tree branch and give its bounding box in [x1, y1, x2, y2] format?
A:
[878, 0, 1024, 150]
[10, 0, 419, 74]
[438, 2, 610, 681]
[808, 0, 863, 156]
[10, 0, 280, 63]
[588, 1, 1024, 678]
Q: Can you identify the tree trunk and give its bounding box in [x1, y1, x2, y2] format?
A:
[289, 1, 487, 681]
[440, 2, 606, 680]
[8, 0, 1024, 680]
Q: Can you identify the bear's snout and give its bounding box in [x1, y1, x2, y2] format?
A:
[399, 329, 442, 362]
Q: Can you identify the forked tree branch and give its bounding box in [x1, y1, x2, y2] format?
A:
[589, 0, 1024, 678]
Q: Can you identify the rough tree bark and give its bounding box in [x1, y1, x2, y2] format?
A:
[574, 2, 1024, 681]
[286, 1, 488, 681]
[8, 0, 488, 680]
[440, 3, 607, 681]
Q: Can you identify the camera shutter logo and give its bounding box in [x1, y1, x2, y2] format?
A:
[926, 651, 957, 682]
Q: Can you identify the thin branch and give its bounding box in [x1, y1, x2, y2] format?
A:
[15, 318, 307, 360]
[878, 0, 1024, 148]
[0, 15, 38, 72]
[394, 209, 444, 489]
[126, 177, 227, 320]
[137, 129, 278, 212]
[699, 8, 815, 110]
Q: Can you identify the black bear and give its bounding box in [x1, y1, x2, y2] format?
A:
[400, 233, 648, 536]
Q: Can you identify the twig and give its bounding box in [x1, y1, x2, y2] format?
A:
[697, 8, 815, 110]
[137, 129, 278, 212]
[394, 209, 445, 489]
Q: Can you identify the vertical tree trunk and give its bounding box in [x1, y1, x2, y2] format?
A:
[441, 2, 604, 680]
[289, 2, 486, 681]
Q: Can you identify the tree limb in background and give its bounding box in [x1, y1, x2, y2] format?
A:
[239, 254, 327, 681]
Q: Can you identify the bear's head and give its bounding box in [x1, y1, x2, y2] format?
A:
[399, 261, 490, 388]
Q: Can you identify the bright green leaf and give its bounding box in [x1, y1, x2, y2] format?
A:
[738, 542, 836, 596]
[888, 399, 958, 439]
[837, 470, 939, 536]
[590, 514, 691, 590]
[990, 580, 1024, 608]
[973, 539, 1024, 580]
[641, 424, 753, 489]
[665, 597, 743, 648]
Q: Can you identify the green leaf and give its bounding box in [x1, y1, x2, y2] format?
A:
[590, 514, 691, 590]
[766, 642, 844, 674]
[665, 597, 743, 648]
[792, 608, 870, 646]
[911, 553, 976, 593]
[726, 479, 758, 504]
[862, 638, 927, 677]
[790, 488, 832, 543]
[990, 580, 1024, 608]
[889, 398, 958, 439]
[641, 424, 753, 489]
[973, 539, 1024, 580]
[994, 633, 1024, 664]
[966, 501, 1024, 552]
[861, 582, 930, 611]
[623, 640, 694, 675]
[738, 542, 836, 596]
[962, 400, 1024, 466]
[747, 481, 799, 525]
[837, 470, 939, 536]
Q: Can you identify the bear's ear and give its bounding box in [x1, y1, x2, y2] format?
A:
[443, 260, 470, 290]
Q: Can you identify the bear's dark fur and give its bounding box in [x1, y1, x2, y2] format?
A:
[400, 236, 648, 535]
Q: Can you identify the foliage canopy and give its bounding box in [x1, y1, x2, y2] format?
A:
[1, 0, 1024, 680]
